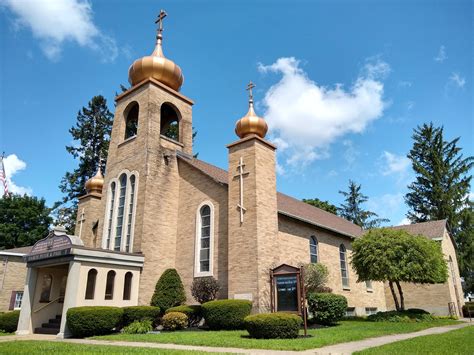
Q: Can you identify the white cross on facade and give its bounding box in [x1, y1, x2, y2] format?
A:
[233, 157, 249, 224]
[78, 208, 85, 239]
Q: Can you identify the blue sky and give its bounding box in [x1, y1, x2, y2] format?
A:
[0, 0, 472, 226]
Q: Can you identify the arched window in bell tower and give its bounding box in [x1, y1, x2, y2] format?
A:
[124, 102, 139, 139]
[160, 103, 180, 141]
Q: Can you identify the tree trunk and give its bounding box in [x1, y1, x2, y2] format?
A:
[389, 281, 400, 311]
[395, 281, 405, 311]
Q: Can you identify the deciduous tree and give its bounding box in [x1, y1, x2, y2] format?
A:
[302, 198, 338, 215]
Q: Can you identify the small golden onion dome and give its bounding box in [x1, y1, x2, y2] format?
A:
[235, 82, 268, 139]
[128, 28, 183, 91]
[85, 167, 104, 195]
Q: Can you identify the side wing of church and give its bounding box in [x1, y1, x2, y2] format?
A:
[0, 11, 464, 338]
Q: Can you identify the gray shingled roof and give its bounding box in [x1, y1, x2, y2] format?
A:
[389, 219, 448, 240]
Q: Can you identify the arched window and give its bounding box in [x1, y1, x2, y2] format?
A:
[339, 244, 349, 288]
[125, 175, 136, 252]
[160, 103, 180, 141]
[39, 274, 53, 303]
[123, 272, 133, 300]
[105, 270, 116, 300]
[310, 236, 318, 263]
[195, 203, 213, 276]
[114, 174, 127, 251]
[124, 102, 139, 139]
[106, 182, 116, 249]
[85, 269, 97, 300]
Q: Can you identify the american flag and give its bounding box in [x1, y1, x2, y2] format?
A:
[0, 154, 9, 197]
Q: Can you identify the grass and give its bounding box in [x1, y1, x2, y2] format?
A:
[0, 340, 221, 354]
[93, 320, 460, 351]
[355, 325, 474, 354]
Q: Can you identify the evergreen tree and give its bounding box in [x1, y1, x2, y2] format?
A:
[151, 268, 186, 313]
[55, 95, 113, 233]
[302, 198, 338, 215]
[338, 180, 389, 229]
[405, 123, 473, 227]
[0, 194, 52, 249]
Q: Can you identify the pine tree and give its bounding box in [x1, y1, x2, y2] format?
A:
[338, 180, 389, 229]
[55, 95, 113, 233]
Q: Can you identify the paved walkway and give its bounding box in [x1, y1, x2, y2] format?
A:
[0, 322, 471, 355]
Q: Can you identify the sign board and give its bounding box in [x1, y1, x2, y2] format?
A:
[25, 232, 73, 262]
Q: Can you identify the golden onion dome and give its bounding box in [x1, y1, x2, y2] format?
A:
[235, 82, 268, 139]
[128, 11, 183, 91]
[85, 167, 104, 195]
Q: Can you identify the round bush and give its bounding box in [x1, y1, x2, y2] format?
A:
[166, 305, 202, 327]
[307, 293, 347, 325]
[123, 306, 161, 327]
[123, 320, 153, 334]
[162, 312, 188, 331]
[191, 277, 220, 304]
[0, 311, 20, 333]
[244, 313, 302, 339]
[67, 306, 123, 338]
[202, 299, 252, 330]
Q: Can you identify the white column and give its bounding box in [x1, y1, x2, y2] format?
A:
[57, 260, 81, 339]
[16, 267, 37, 335]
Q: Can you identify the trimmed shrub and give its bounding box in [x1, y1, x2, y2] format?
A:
[123, 320, 153, 334]
[67, 306, 123, 338]
[307, 293, 347, 325]
[244, 313, 302, 339]
[123, 306, 161, 327]
[0, 311, 20, 333]
[462, 302, 474, 317]
[191, 277, 220, 304]
[166, 305, 202, 327]
[202, 299, 252, 330]
[367, 310, 435, 322]
[162, 312, 188, 331]
[150, 269, 186, 313]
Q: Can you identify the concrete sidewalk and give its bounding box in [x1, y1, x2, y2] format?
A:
[0, 322, 471, 354]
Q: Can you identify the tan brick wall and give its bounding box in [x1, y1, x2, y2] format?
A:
[75, 194, 102, 248]
[0, 256, 27, 311]
[278, 215, 387, 315]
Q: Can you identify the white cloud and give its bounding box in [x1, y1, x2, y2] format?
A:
[449, 72, 466, 88]
[381, 151, 411, 176]
[2, 154, 32, 196]
[342, 140, 360, 169]
[434, 45, 447, 63]
[397, 217, 411, 226]
[367, 193, 404, 224]
[1, 0, 117, 61]
[258, 57, 388, 167]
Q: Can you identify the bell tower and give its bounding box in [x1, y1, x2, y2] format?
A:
[98, 10, 194, 304]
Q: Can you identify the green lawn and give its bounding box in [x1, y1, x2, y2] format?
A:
[355, 325, 474, 354]
[93, 320, 460, 351]
[0, 340, 221, 354]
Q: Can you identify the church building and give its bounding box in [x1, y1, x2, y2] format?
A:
[0, 11, 464, 338]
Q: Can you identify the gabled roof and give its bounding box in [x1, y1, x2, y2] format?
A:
[177, 155, 363, 238]
[389, 219, 448, 240]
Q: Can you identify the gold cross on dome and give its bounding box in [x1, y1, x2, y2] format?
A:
[246, 81, 256, 101]
[155, 9, 167, 35]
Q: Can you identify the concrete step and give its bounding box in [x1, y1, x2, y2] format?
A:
[41, 322, 60, 329]
[48, 318, 61, 324]
[34, 327, 59, 335]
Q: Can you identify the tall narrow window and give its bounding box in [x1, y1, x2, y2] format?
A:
[123, 272, 133, 300]
[196, 204, 212, 275]
[125, 175, 136, 252]
[340, 244, 349, 288]
[39, 274, 53, 303]
[85, 269, 97, 300]
[105, 270, 116, 300]
[115, 174, 127, 251]
[310, 236, 318, 263]
[106, 182, 116, 249]
[124, 102, 139, 139]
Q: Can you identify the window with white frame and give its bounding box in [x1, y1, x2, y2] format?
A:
[103, 171, 138, 252]
[195, 203, 214, 276]
[14, 291, 23, 310]
[339, 244, 349, 288]
[310, 236, 318, 263]
[365, 307, 378, 315]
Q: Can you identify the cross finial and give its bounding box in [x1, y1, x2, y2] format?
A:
[246, 81, 256, 102]
[155, 9, 167, 38]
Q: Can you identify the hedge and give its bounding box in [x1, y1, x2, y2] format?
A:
[67, 306, 123, 338]
[202, 299, 252, 330]
[307, 293, 347, 325]
[165, 305, 202, 327]
[0, 311, 20, 333]
[367, 310, 435, 322]
[244, 313, 302, 339]
[122, 306, 161, 327]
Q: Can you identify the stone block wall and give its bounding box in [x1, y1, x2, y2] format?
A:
[0, 256, 27, 311]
